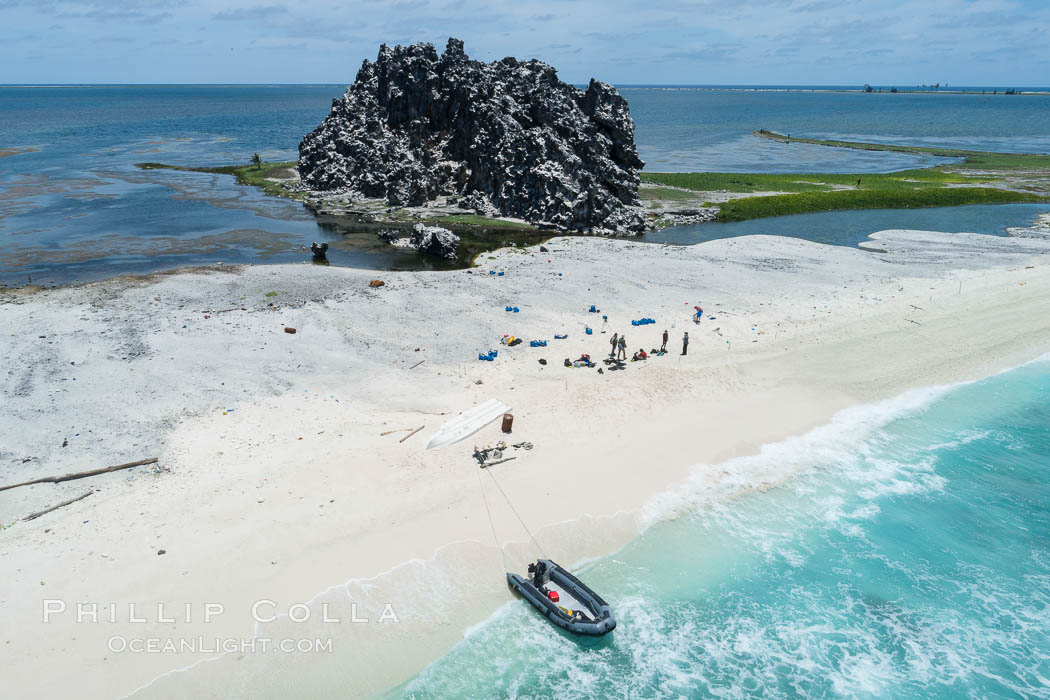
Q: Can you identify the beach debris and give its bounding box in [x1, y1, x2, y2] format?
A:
[381, 427, 415, 436]
[369, 279, 385, 288]
[529, 340, 547, 347]
[631, 317, 656, 326]
[284, 327, 297, 334]
[409, 359, 426, 370]
[399, 425, 425, 443]
[0, 458, 159, 492]
[201, 307, 248, 315]
[474, 441, 509, 465]
[513, 442, 533, 450]
[311, 242, 329, 260]
[23, 490, 95, 522]
[501, 413, 514, 433]
[478, 349, 498, 361]
[538, 359, 547, 365]
[157, 549, 166, 556]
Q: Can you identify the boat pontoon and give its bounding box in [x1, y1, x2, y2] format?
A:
[507, 559, 616, 637]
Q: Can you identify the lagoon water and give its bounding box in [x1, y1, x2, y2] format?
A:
[643, 202, 1050, 248]
[2, 85, 1050, 283]
[398, 357, 1050, 698]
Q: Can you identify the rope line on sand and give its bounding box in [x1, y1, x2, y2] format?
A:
[476, 467, 509, 571]
[486, 468, 548, 560]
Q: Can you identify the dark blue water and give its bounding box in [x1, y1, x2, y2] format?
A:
[399, 357, 1050, 698]
[2, 85, 1049, 284]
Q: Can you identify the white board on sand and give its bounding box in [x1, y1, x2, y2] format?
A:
[425, 398, 511, 450]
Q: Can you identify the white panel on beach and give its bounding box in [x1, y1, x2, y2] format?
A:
[425, 399, 512, 450]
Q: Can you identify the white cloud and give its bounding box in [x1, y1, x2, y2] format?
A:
[0, 0, 1047, 84]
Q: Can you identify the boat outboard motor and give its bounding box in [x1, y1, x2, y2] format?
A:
[533, 560, 548, 587]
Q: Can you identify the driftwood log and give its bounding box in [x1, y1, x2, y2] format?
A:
[0, 458, 158, 492]
[23, 490, 95, 521]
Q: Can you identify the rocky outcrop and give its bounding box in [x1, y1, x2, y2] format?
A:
[384, 224, 460, 259]
[409, 223, 459, 259]
[297, 38, 645, 234]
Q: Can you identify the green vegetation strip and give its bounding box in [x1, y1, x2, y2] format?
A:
[718, 187, 1039, 222]
[642, 135, 1049, 221]
[641, 169, 972, 194]
[429, 214, 539, 231]
[136, 161, 299, 198]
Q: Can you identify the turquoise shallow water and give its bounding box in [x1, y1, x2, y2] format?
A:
[397, 357, 1050, 698]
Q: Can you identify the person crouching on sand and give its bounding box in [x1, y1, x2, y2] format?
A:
[661, 329, 668, 352]
[682, 332, 689, 355]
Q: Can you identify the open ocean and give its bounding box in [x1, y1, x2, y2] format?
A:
[397, 356, 1050, 698]
[2, 85, 1050, 284]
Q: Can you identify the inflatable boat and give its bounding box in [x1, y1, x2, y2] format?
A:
[507, 560, 616, 637]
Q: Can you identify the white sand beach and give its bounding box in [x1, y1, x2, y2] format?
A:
[2, 229, 1050, 698]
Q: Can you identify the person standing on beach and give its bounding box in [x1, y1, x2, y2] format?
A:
[610, 332, 618, 358]
[681, 332, 689, 355]
[617, 335, 627, 361]
[661, 329, 668, 352]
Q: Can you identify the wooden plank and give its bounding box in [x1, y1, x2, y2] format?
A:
[23, 490, 95, 521]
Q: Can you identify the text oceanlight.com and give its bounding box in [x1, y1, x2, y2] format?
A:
[107, 636, 334, 654]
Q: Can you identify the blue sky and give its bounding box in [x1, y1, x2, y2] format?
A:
[1, 0, 1048, 85]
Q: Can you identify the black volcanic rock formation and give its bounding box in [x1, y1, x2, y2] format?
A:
[297, 38, 645, 233]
